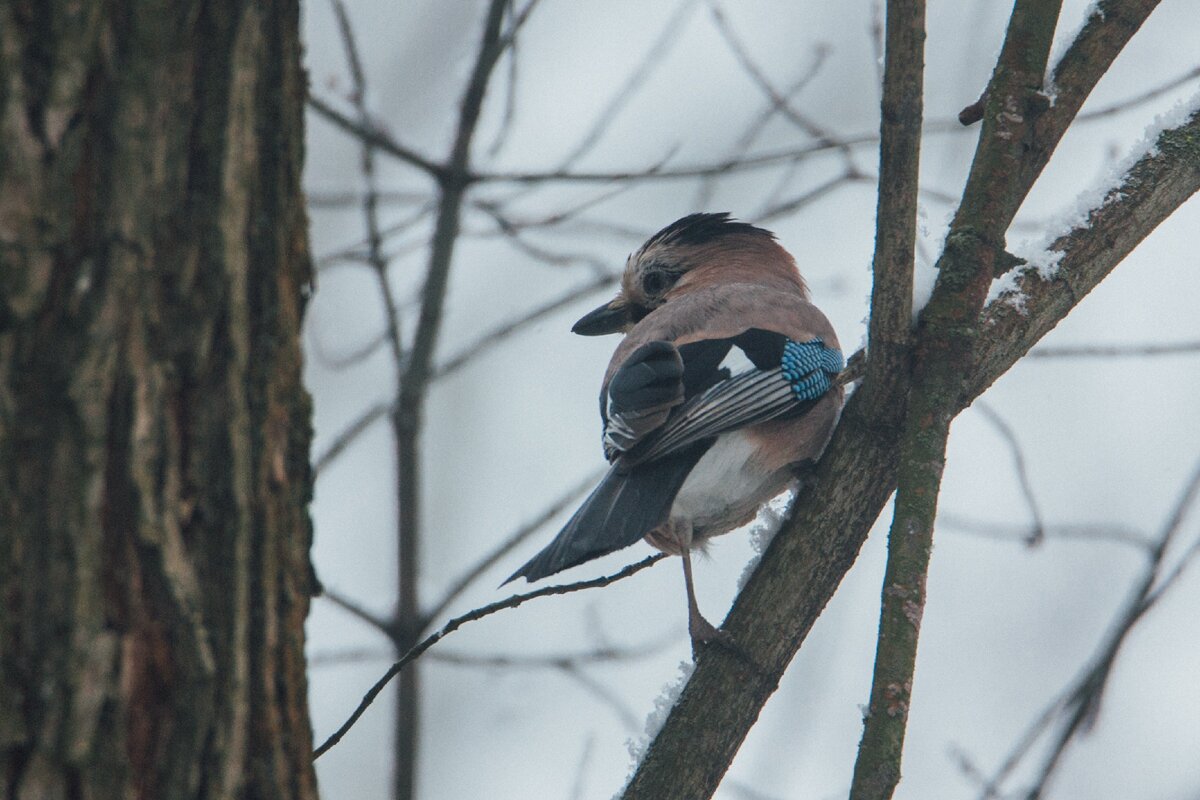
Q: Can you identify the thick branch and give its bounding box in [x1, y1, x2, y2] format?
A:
[1024, 0, 1162, 199]
[848, 0, 942, 794]
[861, 0, 923, 406]
[968, 106, 1200, 404]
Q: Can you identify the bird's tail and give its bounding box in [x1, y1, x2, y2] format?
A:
[504, 448, 704, 584]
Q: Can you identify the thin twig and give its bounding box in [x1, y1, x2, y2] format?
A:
[568, 736, 597, 800]
[469, 61, 1195, 186]
[433, 275, 619, 380]
[1027, 340, 1200, 358]
[309, 647, 394, 668]
[556, 0, 701, 170]
[709, 5, 859, 171]
[322, 588, 394, 638]
[307, 93, 444, 178]
[755, 172, 858, 224]
[974, 401, 1045, 545]
[425, 638, 669, 669]
[485, 1, 521, 158]
[306, 188, 426, 208]
[332, 0, 405, 369]
[419, 468, 605, 626]
[1013, 457, 1200, 799]
[1072, 63, 1200, 124]
[308, 329, 388, 372]
[938, 513, 1151, 552]
[313, 201, 435, 271]
[696, 43, 831, 210]
[554, 664, 643, 731]
[313, 402, 391, 474]
[312, 553, 666, 759]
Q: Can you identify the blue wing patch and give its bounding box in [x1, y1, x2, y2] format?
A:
[780, 339, 844, 402]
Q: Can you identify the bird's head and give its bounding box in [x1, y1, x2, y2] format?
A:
[572, 212, 807, 336]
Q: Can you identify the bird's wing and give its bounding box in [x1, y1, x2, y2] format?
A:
[614, 329, 843, 468]
[601, 340, 689, 457]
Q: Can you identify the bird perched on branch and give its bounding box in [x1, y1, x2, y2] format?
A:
[506, 213, 844, 652]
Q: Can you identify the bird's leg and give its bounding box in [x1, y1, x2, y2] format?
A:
[681, 548, 725, 656]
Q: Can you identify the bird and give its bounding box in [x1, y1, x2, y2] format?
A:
[505, 213, 844, 652]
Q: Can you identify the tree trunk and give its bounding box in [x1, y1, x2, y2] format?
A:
[0, 2, 318, 798]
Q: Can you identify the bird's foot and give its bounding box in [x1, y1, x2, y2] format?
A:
[688, 614, 770, 676]
[688, 614, 739, 660]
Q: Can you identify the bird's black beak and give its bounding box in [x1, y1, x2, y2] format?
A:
[572, 300, 630, 336]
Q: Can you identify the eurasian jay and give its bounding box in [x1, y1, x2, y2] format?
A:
[507, 213, 844, 650]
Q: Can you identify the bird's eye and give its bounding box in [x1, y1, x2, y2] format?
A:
[642, 270, 673, 296]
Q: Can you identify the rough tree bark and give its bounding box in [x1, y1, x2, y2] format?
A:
[0, 2, 318, 798]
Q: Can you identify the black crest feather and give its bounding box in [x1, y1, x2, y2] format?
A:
[643, 212, 774, 249]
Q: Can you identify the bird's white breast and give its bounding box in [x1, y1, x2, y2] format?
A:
[669, 429, 785, 540]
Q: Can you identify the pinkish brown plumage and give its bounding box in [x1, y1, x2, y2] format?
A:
[507, 213, 844, 653]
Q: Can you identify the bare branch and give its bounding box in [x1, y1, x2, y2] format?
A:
[567, 736, 597, 800]
[426, 639, 669, 670]
[485, 2, 521, 158]
[555, 0, 701, 170]
[1027, 340, 1200, 358]
[697, 43, 831, 211]
[309, 647, 395, 668]
[988, 457, 1200, 799]
[724, 780, 787, 800]
[322, 588, 394, 638]
[848, 0, 930, 793]
[1073, 63, 1200, 124]
[312, 401, 391, 475]
[308, 328, 388, 372]
[970, 107, 1200, 402]
[433, 274, 619, 380]
[973, 401, 1045, 545]
[306, 188, 427, 208]
[1009, 0, 1164, 230]
[469, 180, 639, 237]
[938, 513, 1151, 552]
[313, 201, 435, 273]
[473, 138, 875, 184]
[471, 201, 611, 271]
[709, 5, 859, 171]
[555, 665, 644, 732]
[420, 468, 605, 626]
[331, 0, 405, 370]
[471, 46, 1190, 189]
[307, 93, 444, 178]
[312, 553, 666, 759]
[385, 6, 518, 796]
[753, 172, 858, 224]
